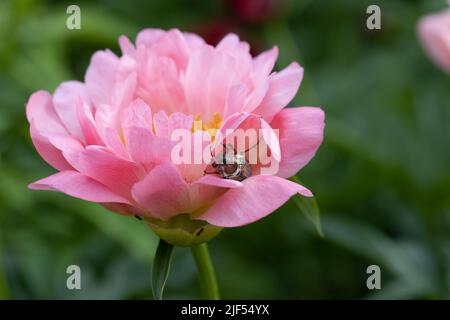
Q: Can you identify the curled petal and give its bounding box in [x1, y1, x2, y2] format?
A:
[198, 175, 312, 227]
[53, 81, 89, 140]
[194, 175, 244, 189]
[29, 170, 130, 204]
[26, 91, 67, 135]
[29, 121, 72, 171]
[270, 107, 325, 178]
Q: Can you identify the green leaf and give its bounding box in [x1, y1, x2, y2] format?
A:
[290, 176, 323, 237]
[151, 239, 174, 300]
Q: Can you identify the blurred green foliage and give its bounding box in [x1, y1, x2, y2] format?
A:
[1, 0, 450, 299]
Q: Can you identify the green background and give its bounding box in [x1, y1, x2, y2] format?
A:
[1, 0, 450, 299]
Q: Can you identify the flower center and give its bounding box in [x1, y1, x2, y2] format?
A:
[192, 112, 222, 141]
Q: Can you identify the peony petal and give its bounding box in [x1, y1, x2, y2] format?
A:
[270, 107, 325, 178]
[85, 50, 119, 108]
[242, 80, 269, 112]
[183, 32, 206, 49]
[136, 28, 165, 48]
[214, 113, 280, 161]
[26, 91, 67, 135]
[118, 35, 135, 56]
[224, 84, 250, 117]
[175, 130, 212, 183]
[252, 46, 278, 85]
[193, 174, 244, 189]
[77, 146, 143, 199]
[150, 29, 190, 70]
[29, 121, 72, 171]
[213, 112, 252, 149]
[113, 72, 136, 110]
[125, 127, 171, 166]
[53, 81, 89, 140]
[29, 170, 130, 204]
[102, 127, 129, 159]
[45, 132, 84, 169]
[153, 110, 169, 137]
[198, 175, 312, 227]
[131, 163, 190, 220]
[183, 46, 238, 117]
[168, 112, 193, 133]
[252, 62, 304, 121]
[260, 117, 281, 161]
[136, 55, 186, 114]
[76, 99, 104, 146]
[121, 99, 152, 130]
[417, 10, 450, 74]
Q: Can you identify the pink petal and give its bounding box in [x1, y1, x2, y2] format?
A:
[53, 81, 89, 140]
[216, 33, 252, 76]
[102, 127, 129, 159]
[136, 28, 165, 48]
[85, 50, 119, 108]
[45, 132, 84, 169]
[29, 170, 130, 204]
[26, 91, 67, 135]
[183, 46, 238, 117]
[417, 10, 450, 74]
[136, 55, 186, 114]
[175, 131, 212, 183]
[270, 107, 325, 178]
[153, 110, 169, 137]
[260, 117, 281, 161]
[214, 113, 280, 161]
[29, 121, 72, 171]
[118, 35, 135, 55]
[150, 29, 190, 70]
[125, 127, 171, 166]
[253, 62, 304, 121]
[113, 72, 136, 110]
[77, 146, 143, 199]
[194, 175, 244, 189]
[76, 99, 104, 146]
[168, 112, 193, 133]
[131, 163, 190, 220]
[121, 99, 152, 130]
[213, 112, 252, 149]
[251, 46, 278, 85]
[242, 80, 269, 112]
[183, 32, 206, 49]
[198, 175, 312, 227]
[224, 84, 250, 116]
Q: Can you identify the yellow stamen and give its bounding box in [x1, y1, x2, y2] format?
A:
[192, 112, 222, 141]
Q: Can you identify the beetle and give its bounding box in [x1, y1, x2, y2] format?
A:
[204, 139, 261, 181]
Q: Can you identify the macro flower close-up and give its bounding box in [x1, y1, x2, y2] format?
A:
[2, 0, 450, 308]
[26, 29, 324, 245]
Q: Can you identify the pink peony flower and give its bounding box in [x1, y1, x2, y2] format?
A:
[27, 29, 324, 245]
[418, 3, 450, 74]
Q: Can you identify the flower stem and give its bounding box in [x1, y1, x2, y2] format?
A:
[191, 243, 220, 300]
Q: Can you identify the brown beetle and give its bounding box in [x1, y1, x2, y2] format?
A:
[204, 142, 258, 182]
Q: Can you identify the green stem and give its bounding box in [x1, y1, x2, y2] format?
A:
[191, 243, 220, 300]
